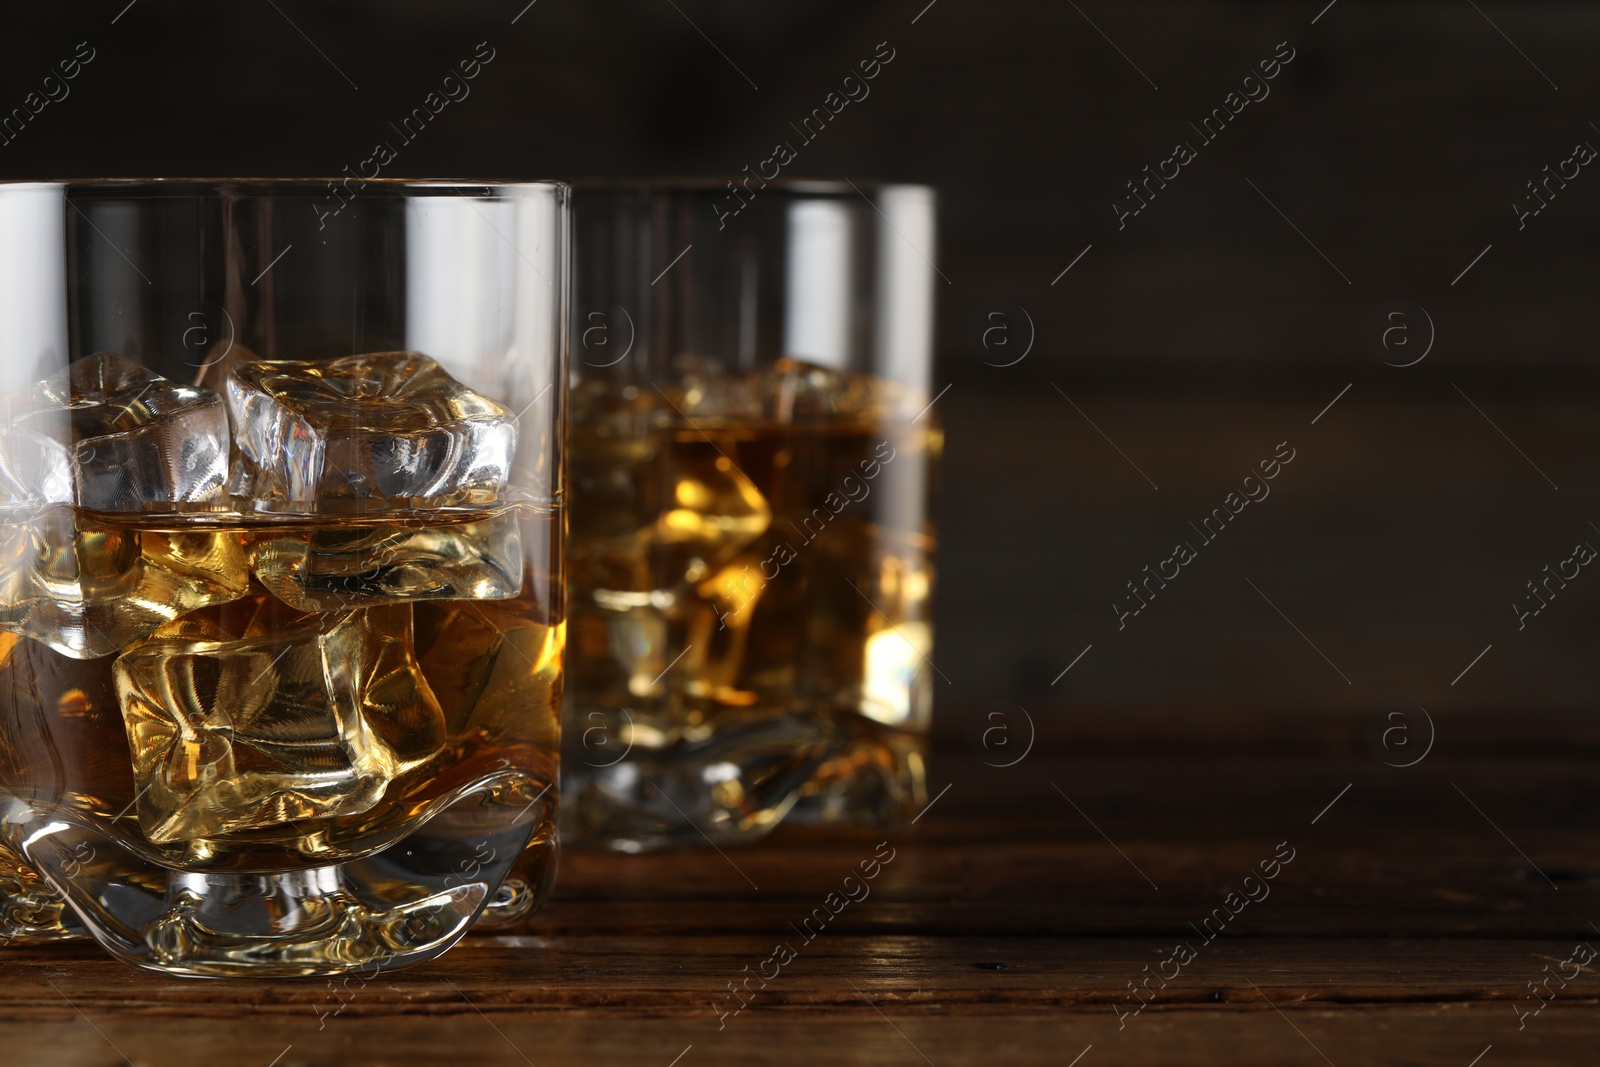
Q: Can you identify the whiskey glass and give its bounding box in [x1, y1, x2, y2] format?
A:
[565, 180, 940, 850]
[0, 179, 566, 976]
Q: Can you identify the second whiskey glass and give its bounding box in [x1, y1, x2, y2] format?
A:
[565, 180, 940, 850]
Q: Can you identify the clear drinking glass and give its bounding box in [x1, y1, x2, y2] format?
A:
[0, 179, 566, 976]
[564, 180, 940, 850]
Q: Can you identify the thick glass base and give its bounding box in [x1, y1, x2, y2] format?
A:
[560, 710, 925, 850]
[560, 709, 835, 851]
[787, 719, 927, 826]
[0, 773, 553, 976]
[1, 845, 84, 943]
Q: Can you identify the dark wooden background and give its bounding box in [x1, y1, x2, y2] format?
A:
[4, 7, 1600, 1063]
[2, 0, 1597, 717]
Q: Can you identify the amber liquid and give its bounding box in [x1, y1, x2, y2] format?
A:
[565, 410, 940, 844]
[0, 505, 561, 940]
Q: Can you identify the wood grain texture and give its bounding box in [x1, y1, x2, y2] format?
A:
[11, 1010, 1600, 1067]
[4, 711, 1598, 1064]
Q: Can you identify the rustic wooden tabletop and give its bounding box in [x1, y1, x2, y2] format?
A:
[6, 708, 1597, 1066]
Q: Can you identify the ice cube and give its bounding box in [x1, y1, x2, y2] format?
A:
[653, 447, 771, 561]
[570, 377, 667, 428]
[226, 352, 516, 512]
[113, 598, 446, 844]
[568, 426, 770, 722]
[247, 510, 523, 612]
[0, 428, 74, 508]
[10, 352, 230, 509]
[0, 508, 248, 659]
[414, 601, 563, 743]
[682, 358, 918, 423]
[570, 432, 770, 599]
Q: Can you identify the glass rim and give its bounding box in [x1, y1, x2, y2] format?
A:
[567, 176, 933, 198]
[0, 178, 570, 198]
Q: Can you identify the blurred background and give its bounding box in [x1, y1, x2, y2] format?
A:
[3, 0, 1596, 726]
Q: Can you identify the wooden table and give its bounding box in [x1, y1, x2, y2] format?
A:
[6, 709, 1598, 1066]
